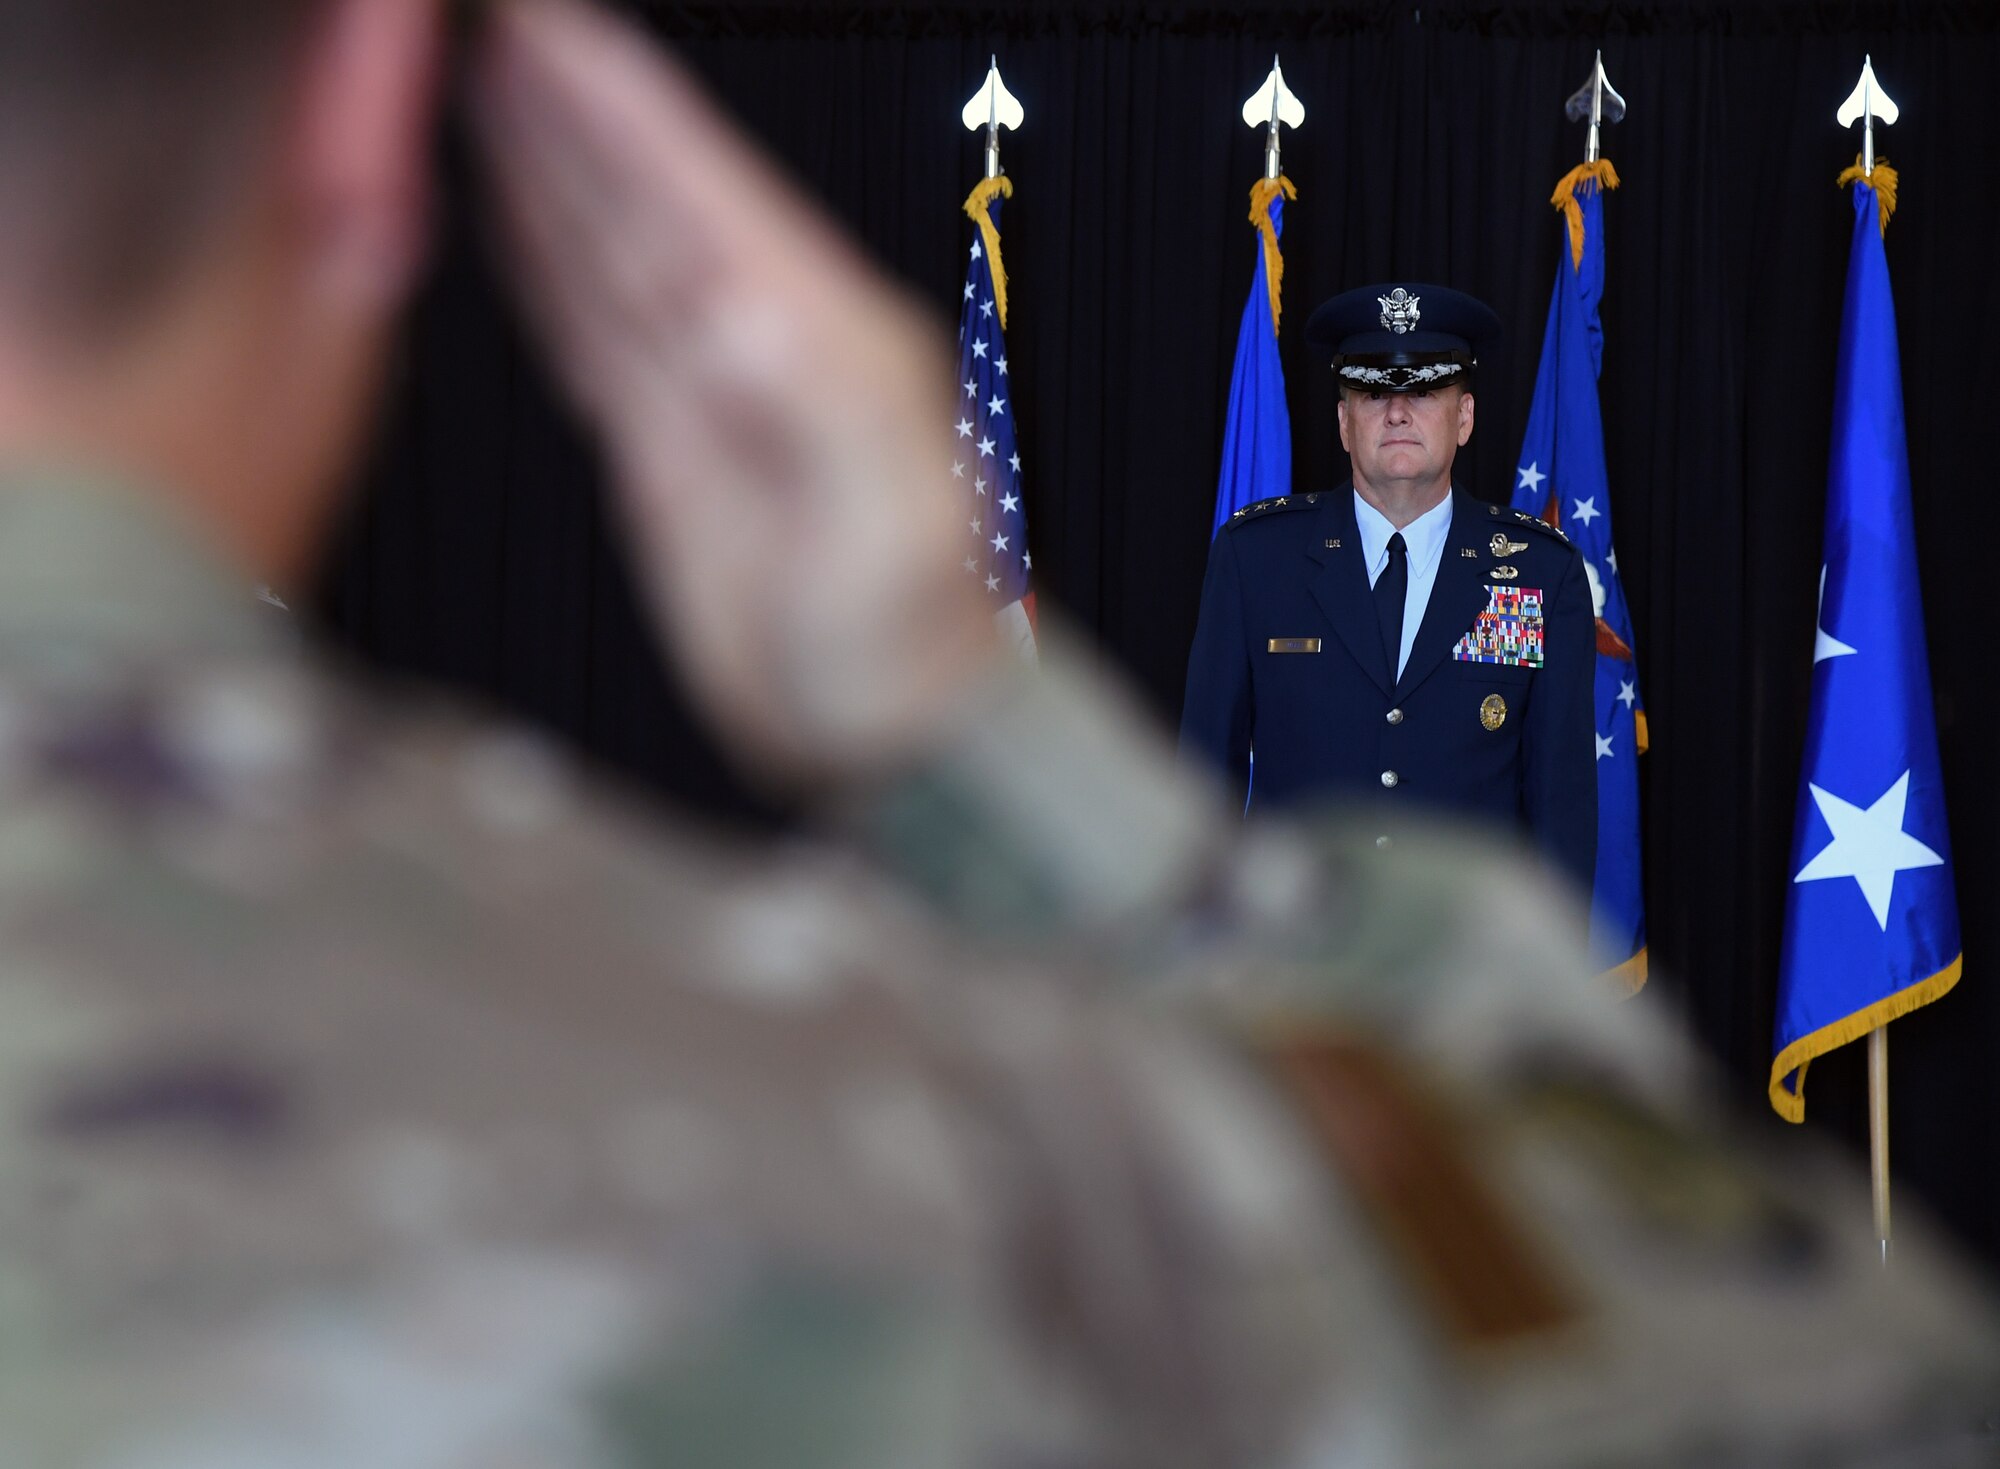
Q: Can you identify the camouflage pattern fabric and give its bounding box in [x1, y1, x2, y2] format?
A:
[1, 473, 1995, 1468]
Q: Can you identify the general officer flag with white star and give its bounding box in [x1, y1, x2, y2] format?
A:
[1771, 168, 1959, 1123]
[1512, 160, 1646, 985]
[954, 178, 1036, 659]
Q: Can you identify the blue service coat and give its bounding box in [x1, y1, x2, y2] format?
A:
[1180, 484, 1597, 891]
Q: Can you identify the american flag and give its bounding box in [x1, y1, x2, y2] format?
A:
[954, 188, 1036, 658]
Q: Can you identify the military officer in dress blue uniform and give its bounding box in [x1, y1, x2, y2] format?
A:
[1181, 283, 1597, 891]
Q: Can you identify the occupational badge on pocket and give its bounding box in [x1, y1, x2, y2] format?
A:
[1452, 586, 1545, 668]
[1480, 694, 1507, 730]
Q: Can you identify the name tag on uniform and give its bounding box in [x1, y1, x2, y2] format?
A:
[1452, 586, 1545, 668]
[1267, 637, 1322, 654]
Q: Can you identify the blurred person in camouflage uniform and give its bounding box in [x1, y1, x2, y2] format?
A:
[0, 1, 1995, 1466]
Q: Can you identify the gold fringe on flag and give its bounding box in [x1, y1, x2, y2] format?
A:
[1634, 708, 1650, 756]
[1768, 953, 1960, 1123]
[1250, 175, 1298, 335]
[963, 176, 1015, 330]
[1550, 158, 1621, 271]
[1836, 156, 1898, 237]
[1605, 945, 1647, 996]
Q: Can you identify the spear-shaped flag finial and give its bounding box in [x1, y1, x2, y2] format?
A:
[1242, 56, 1305, 180]
[1563, 50, 1626, 164]
[962, 58, 1024, 180]
[1837, 55, 1899, 175]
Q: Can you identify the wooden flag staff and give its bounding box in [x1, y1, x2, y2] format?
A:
[1870, 1026, 1891, 1265]
[1837, 53, 1901, 1268]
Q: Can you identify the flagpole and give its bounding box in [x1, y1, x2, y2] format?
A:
[1261, 54, 1283, 179]
[1834, 55, 1902, 1267]
[983, 54, 1001, 179]
[1869, 1025, 1892, 1265]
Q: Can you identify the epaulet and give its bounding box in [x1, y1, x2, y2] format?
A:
[1485, 501, 1573, 547]
[1226, 493, 1320, 529]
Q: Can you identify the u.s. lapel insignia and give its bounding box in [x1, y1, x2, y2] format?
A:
[1480, 694, 1508, 730]
[1452, 586, 1547, 668]
[1324, 538, 1343, 549]
[1489, 533, 1529, 557]
[1488, 565, 1521, 580]
[1459, 547, 1478, 558]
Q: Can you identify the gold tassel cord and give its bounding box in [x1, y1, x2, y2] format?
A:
[1250, 175, 1298, 336]
[1835, 156, 1898, 237]
[1549, 158, 1621, 272]
[963, 176, 1015, 331]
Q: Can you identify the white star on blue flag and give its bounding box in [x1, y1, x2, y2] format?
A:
[1771, 174, 1959, 1122]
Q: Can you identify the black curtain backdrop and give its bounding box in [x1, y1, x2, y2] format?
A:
[321, 0, 2000, 1260]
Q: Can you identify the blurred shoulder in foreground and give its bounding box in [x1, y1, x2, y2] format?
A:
[0, 474, 1994, 1468]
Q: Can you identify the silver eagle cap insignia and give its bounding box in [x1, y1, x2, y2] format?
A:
[1378, 288, 1422, 334]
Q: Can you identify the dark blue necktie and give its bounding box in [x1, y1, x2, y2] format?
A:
[1376, 531, 1408, 680]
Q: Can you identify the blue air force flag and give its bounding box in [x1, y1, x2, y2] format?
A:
[1512, 161, 1645, 984]
[1211, 176, 1296, 536]
[1770, 172, 1960, 1123]
[955, 178, 1036, 658]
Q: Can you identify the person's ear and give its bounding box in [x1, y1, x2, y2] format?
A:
[1457, 388, 1475, 446]
[289, 0, 449, 311]
[1336, 392, 1353, 454]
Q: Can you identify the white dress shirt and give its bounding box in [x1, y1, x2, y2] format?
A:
[1353, 490, 1454, 680]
